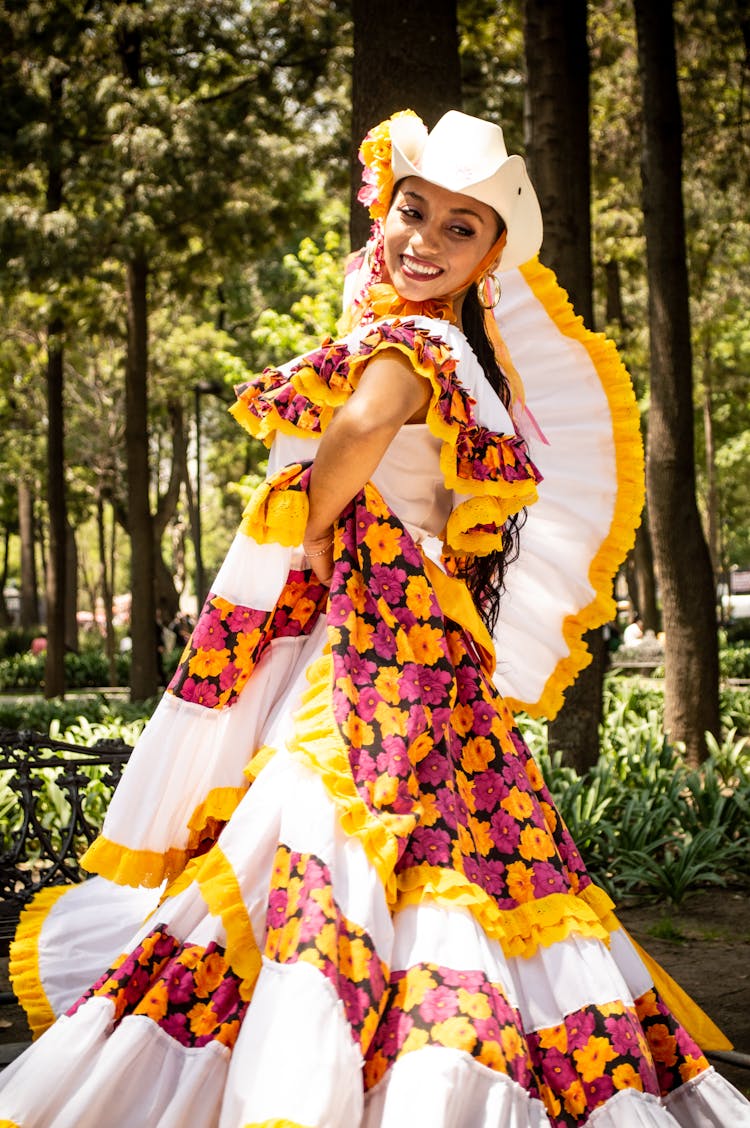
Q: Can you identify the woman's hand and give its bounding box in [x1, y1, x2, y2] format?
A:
[303, 529, 335, 586]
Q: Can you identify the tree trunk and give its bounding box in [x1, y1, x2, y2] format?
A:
[0, 527, 10, 627]
[125, 253, 159, 700]
[43, 67, 68, 696]
[702, 349, 720, 579]
[65, 520, 78, 653]
[626, 505, 660, 633]
[97, 492, 117, 685]
[633, 0, 719, 762]
[18, 480, 39, 628]
[523, 0, 593, 324]
[524, 0, 601, 773]
[350, 0, 462, 248]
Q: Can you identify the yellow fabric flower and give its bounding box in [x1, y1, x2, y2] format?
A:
[525, 758, 545, 791]
[188, 647, 231, 679]
[573, 1035, 619, 1082]
[418, 791, 441, 828]
[342, 712, 375, 749]
[375, 667, 401, 704]
[194, 952, 228, 998]
[405, 575, 434, 619]
[374, 699, 407, 737]
[451, 702, 475, 737]
[500, 1023, 523, 1061]
[402, 967, 437, 1010]
[518, 825, 556, 862]
[506, 861, 535, 903]
[537, 1023, 568, 1053]
[612, 1063, 644, 1091]
[402, 1026, 430, 1055]
[461, 735, 495, 773]
[371, 772, 400, 807]
[350, 616, 375, 653]
[468, 813, 494, 857]
[456, 988, 492, 1020]
[647, 1023, 678, 1067]
[364, 522, 403, 565]
[561, 1080, 586, 1117]
[134, 983, 169, 1028]
[338, 936, 372, 983]
[187, 1001, 219, 1036]
[679, 1054, 708, 1084]
[406, 622, 444, 665]
[501, 787, 534, 821]
[432, 1015, 477, 1052]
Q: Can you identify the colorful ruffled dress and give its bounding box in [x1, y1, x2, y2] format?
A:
[2, 262, 749, 1128]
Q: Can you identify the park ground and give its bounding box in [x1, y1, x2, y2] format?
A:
[0, 888, 748, 1097]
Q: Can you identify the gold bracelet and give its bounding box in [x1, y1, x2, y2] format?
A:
[304, 538, 334, 558]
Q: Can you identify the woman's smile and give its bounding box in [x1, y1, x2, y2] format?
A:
[383, 177, 501, 317]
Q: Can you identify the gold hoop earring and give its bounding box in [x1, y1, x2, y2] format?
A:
[478, 272, 501, 310]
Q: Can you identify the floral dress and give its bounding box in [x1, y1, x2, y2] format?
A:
[2, 265, 748, 1128]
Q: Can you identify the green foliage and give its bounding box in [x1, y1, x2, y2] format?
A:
[534, 676, 750, 904]
[720, 644, 750, 680]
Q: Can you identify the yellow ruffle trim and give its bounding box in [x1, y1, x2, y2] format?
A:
[287, 650, 403, 905]
[346, 338, 538, 554]
[244, 743, 278, 783]
[191, 843, 262, 1003]
[81, 835, 189, 889]
[232, 327, 538, 558]
[240, 462, 309, 545]
[244, 1121, 314, 1128]
[628, 934, 732, 1052]
[506, 260, 646, 719]
[9, 885, 71, 1039]
[186, 785, 248, 851]
[396, 867, 616, 961]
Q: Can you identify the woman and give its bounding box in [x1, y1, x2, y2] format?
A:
[2, 110, 748, 1128]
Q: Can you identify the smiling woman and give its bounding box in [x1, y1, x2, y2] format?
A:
[2, 110, 749, 1128]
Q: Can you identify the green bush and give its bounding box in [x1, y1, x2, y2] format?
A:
[0, 627, 39, 659]
[720, 643, 750, 680]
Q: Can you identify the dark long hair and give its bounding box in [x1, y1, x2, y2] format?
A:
[455, 282, 526, 635]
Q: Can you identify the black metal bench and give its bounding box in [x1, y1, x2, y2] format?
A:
[0, 728, 132, 958]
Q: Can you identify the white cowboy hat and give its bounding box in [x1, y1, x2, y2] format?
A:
[390, 110, 543, 272]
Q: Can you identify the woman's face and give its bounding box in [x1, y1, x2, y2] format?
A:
[383, 177, 501, 309]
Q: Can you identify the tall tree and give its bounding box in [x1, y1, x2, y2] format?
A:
[633, 0, 720, 761]
[44, 64, 68, 696]
[524, 0, 605, 772]
[350, 0, 462, 247]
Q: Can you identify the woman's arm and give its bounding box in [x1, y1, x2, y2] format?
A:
[303, 348, 431, 583]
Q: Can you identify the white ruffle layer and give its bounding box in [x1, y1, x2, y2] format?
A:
[493, 269, 627, 711]
[10, 739, 750, 1127]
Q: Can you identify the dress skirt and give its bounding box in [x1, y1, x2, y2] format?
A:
[2, 482, 749, 1128]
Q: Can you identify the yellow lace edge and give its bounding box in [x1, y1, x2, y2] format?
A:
[186, 785, 248, 851]
[346, 339, 540, 521]
[81, 782, 251, 890]
[0, 1120, 22, 1128]
[506, 259, 646, 720]
[396, 868, 618, 961]
[190, 843, 263, 1003]
[243, 1121, 314, 1128]
[232, 329, 538, 558]
[627, 933, 732, 1053]
[8, 885, 70, 1039]
[287, 648, 402, 906]
[240, 467, 309, 545]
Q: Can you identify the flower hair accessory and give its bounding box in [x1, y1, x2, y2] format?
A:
[357, 110, 427, 221]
